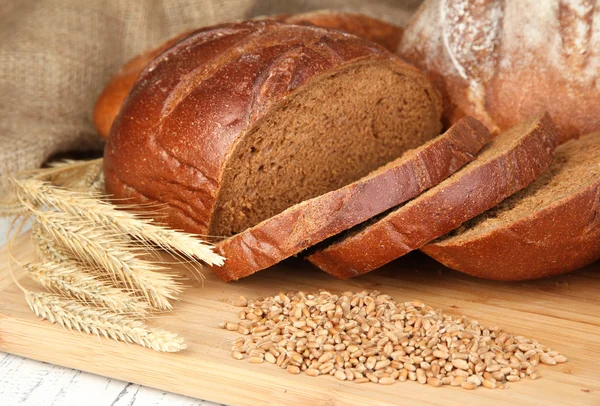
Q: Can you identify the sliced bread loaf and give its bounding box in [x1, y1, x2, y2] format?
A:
[104, 21, 443, 238]
[211, 117, 492, 281]
[307, 114, 557, 279]
[421, 132, 600, 280]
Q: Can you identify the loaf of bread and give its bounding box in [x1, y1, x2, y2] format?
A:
[103, 20, 442, 239]
[212, 117, 492, 281]
[94, 11, 404, 139]
[308, 114, 557, 279]
[397, 0, 600, 143]
[422, 131, 600, 280]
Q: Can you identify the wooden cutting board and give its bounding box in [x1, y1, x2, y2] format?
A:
[1, 232, 599, 406]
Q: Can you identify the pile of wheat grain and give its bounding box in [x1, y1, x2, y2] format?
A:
[221, 291, 566, 389]
[1, 159, 224, 352]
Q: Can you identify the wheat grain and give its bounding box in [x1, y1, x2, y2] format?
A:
[32, 210, 181, 310]
[15, 178, 224, 267]
[25, 260, 148, 315]
[24, 291, 186, 352]
[223, 291, 566, 389]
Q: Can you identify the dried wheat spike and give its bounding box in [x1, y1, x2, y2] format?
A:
[25, 291, 186, 352]
[33, 210, 181, 310]
[31, 221, 68, 262]
[26, 158, 103, 191]
[25, 260, 149, 315]
[16, 178, 224, 267]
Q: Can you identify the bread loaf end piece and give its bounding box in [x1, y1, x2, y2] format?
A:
[104, 21, 442, 238]
[308, 113, 557, 279]
[212, 116, 492, 282]
[422, 132, 600, 280]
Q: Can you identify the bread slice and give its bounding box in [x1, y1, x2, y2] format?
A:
[421, 132, 600, 280]
[307, 113, 557, 279]
[211, 117, 492, 281]
[104, 21, 443, 238]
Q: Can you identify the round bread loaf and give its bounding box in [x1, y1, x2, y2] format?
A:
[397, 0, 600, 143]
[94, 12, 404, 139]
[103, 20, 442, 237]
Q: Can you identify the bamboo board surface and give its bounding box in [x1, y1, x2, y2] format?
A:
[1, 232, 599, 405]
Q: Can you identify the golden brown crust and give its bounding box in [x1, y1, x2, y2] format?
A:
[103, 21, 429, 237]
[94, 12, 403, 139]
[307, 114, 557, 279]
[211, 117, 492, 281]
[398, 0, 600, 143]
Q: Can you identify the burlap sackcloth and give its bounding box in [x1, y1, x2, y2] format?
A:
[0, 0, 421, 197]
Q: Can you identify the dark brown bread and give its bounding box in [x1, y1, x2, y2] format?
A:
[104, 20, 442, 238]
[422, 132, 600, 281]
[211, 117, 492, 281]
[308, 114, 557, 279]
[94, 12, 404, 139]
[397, 0, 600, 143]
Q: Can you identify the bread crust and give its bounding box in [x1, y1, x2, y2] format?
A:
[103, 20, 434, 236]
[211, 117, 492, 281]
[308, 114, 557, 279]
[397, 0, 600, 143]
[422, 137, 600, 281]
[94, 12, 403, 139]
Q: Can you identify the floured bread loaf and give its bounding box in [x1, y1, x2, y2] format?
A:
[398, 0, 600, 143]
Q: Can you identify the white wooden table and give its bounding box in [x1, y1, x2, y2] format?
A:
[0, 219, 220, 406]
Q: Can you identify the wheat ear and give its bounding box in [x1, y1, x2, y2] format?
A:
[22, 158, 103, 190]
[15, 178, 224, 266]
[31, 221, 68, 262]
[25, 260, 149, 316]
[25, 291, 186, 352]
[32, 210, 181, 310]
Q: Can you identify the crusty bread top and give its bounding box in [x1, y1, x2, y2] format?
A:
[94, 12, 404, 139]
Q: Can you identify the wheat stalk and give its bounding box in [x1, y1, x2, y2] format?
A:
[15, 178, 224, 267]
[25, 260, 149, 315]
[25, 291, 186, 352]
[32, 209, 181, 310]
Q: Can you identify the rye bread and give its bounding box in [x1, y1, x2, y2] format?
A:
[307, 113, 557, 279]
[211, 117, 492, 281]
[104, 20, 442, 238]
[421, 132, 600, 281]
